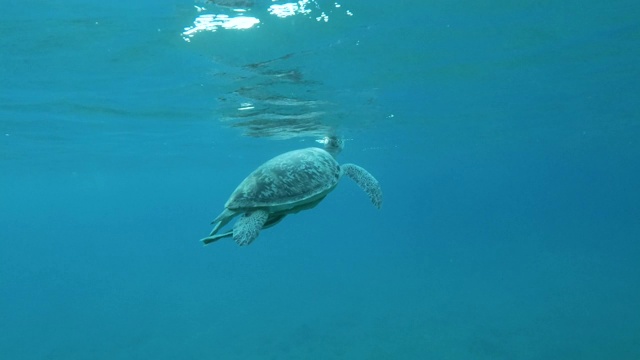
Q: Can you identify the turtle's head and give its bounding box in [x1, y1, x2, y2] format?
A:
[317, 136, 344, 157]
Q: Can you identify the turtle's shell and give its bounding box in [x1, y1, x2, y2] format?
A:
[225, 147, 341, 212]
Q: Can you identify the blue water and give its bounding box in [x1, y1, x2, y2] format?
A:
[2, 0, 639, 358]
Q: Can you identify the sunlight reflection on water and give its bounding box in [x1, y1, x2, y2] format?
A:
[182, 0, 353, 41]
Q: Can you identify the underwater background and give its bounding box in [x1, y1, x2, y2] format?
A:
[1, 0, 639, 358]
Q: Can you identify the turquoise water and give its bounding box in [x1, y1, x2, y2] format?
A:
[1, 0, 639, 358]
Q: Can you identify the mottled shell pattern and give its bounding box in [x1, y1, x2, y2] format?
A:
[225, 147, 340, 210]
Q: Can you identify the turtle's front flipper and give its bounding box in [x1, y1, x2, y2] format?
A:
[233, 209, 269, 246]
[200, 230, 233, 245]
[341, 163, 383, 209]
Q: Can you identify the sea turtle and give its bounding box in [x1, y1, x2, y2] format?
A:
[201, 137, 382, 246]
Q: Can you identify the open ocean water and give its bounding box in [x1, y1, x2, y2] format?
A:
[1, 0, 639, 359]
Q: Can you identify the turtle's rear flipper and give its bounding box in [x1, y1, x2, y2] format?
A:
[201, 213, 285, 246]
[233, 210, 269, 246]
